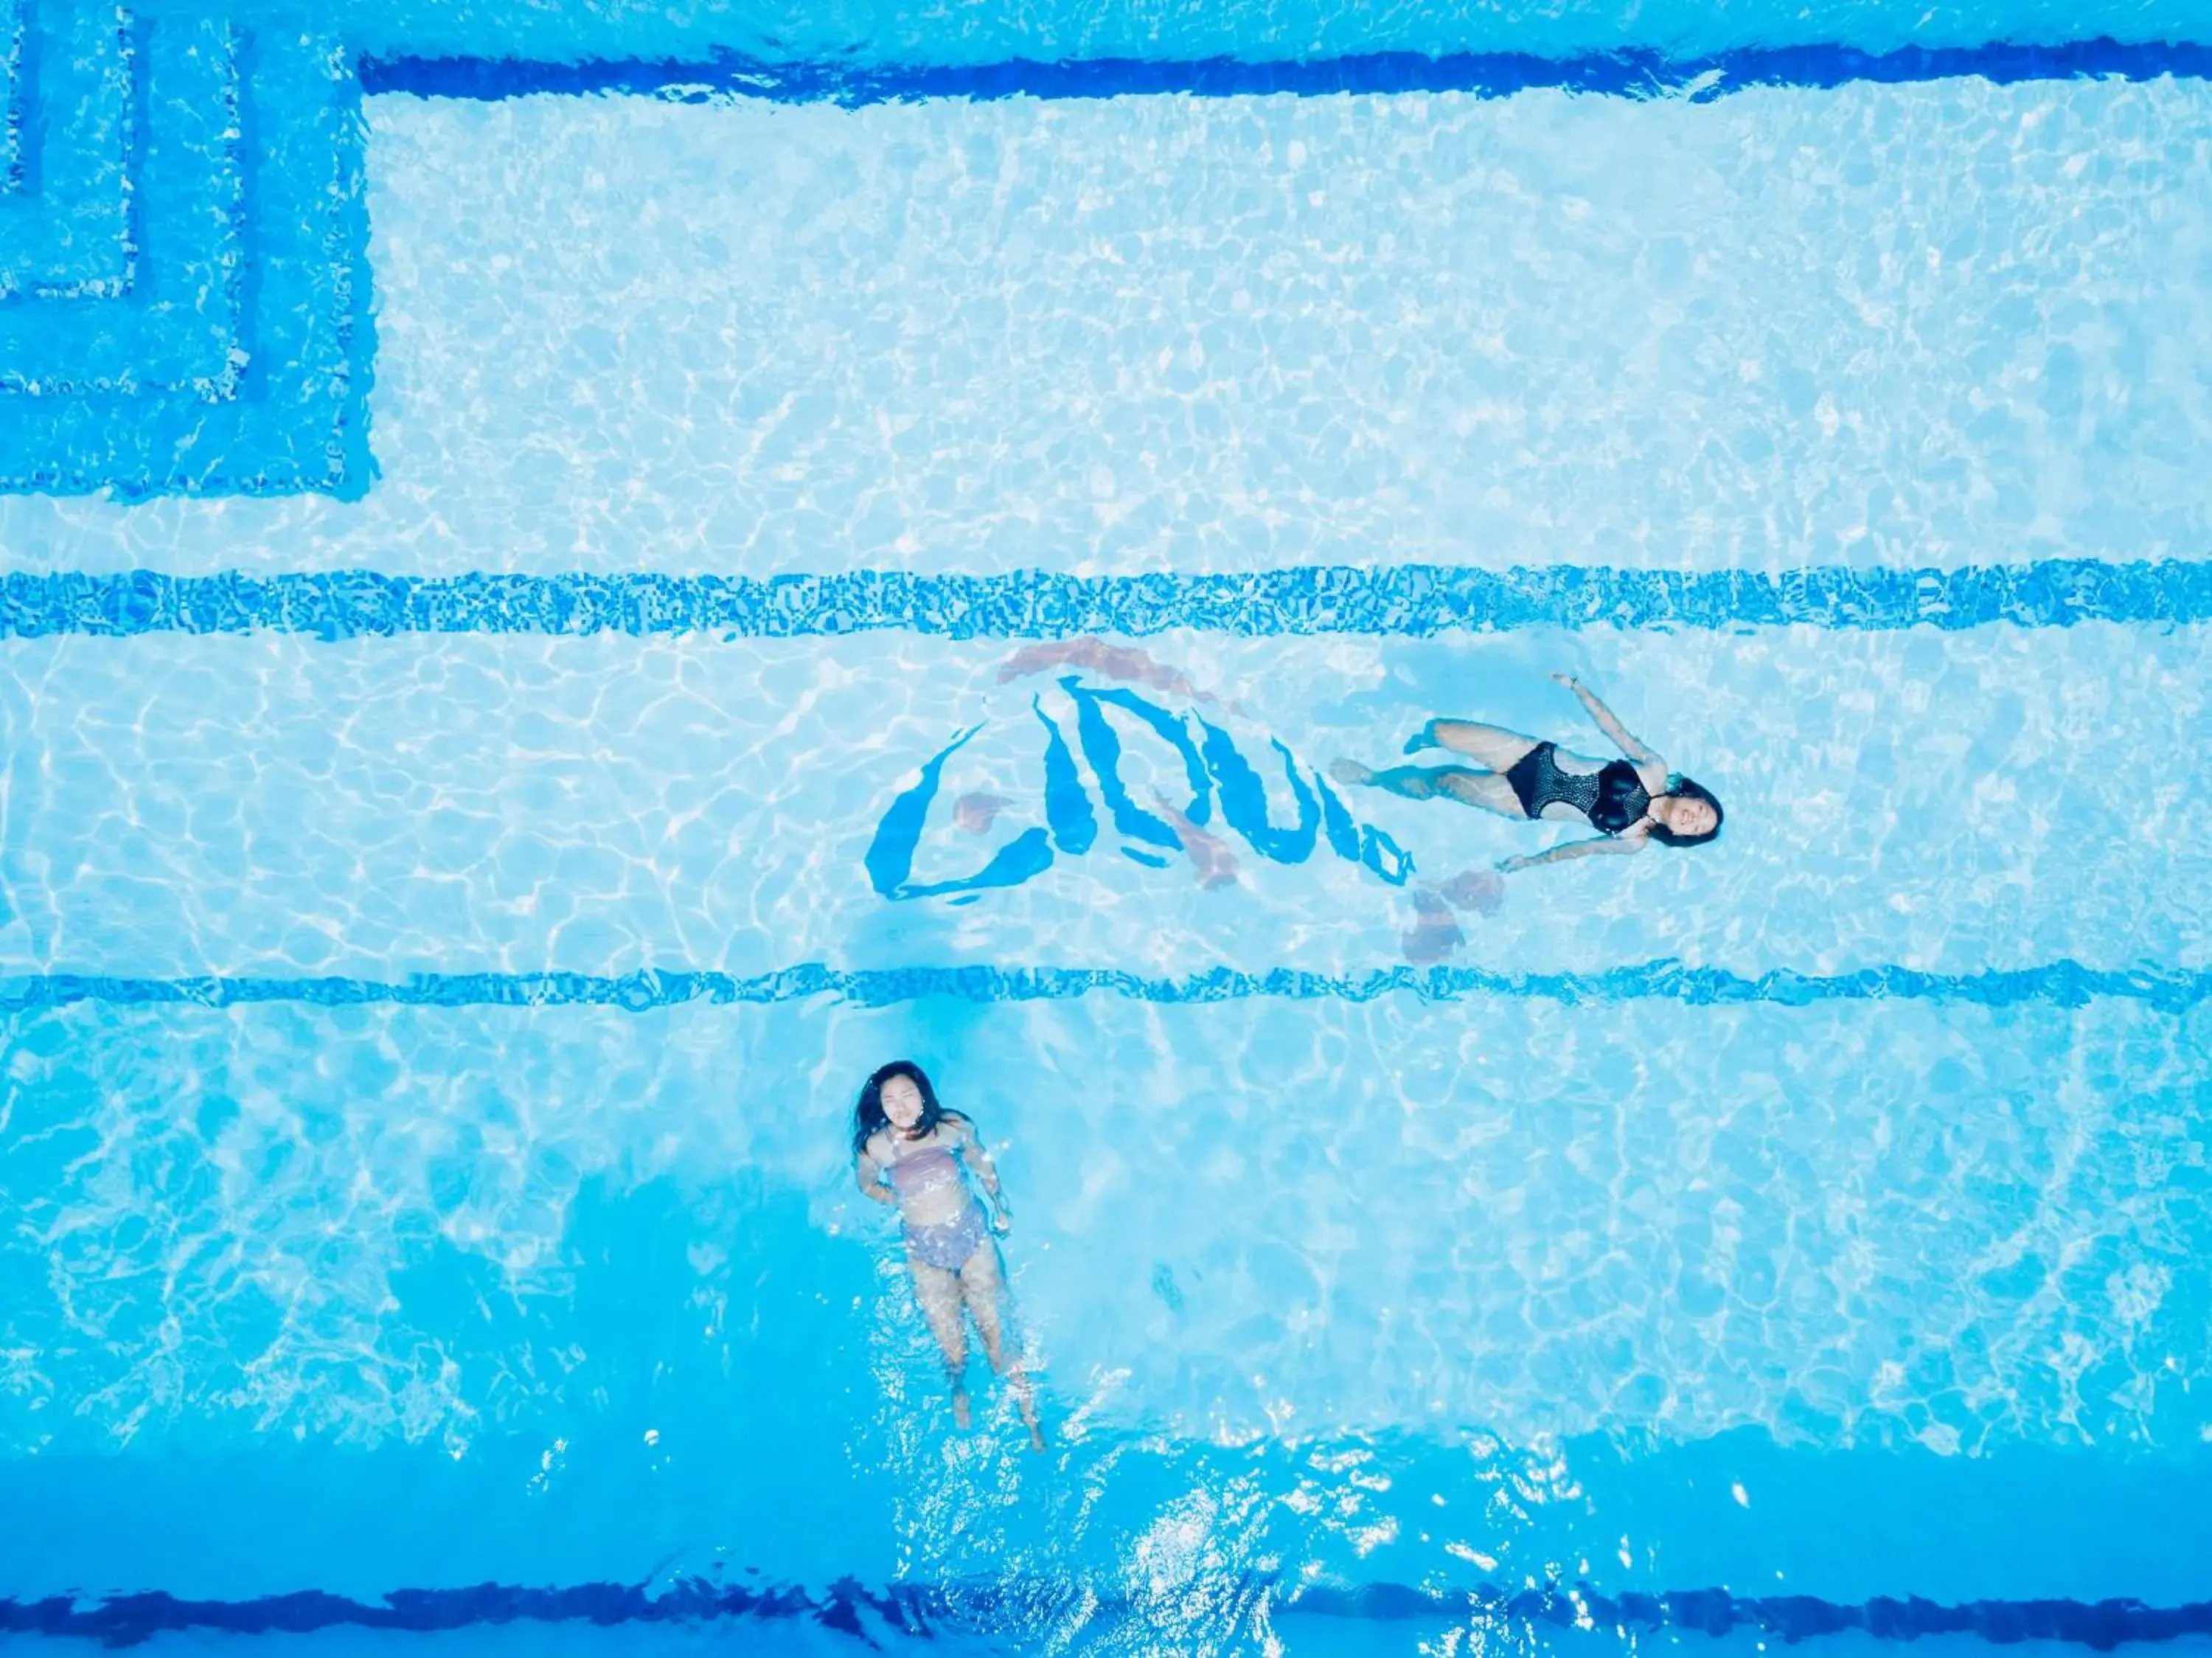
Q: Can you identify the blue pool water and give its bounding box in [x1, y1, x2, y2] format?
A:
[4, 1, 2212, 1653]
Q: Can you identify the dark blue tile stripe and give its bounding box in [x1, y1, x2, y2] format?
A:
[0, 1, 21, 195]
[4, 561, 2209, 642]
[4, 959, 2208, 1014]
[357, 38, 2212, 107]
[4, 1574, 2209, 1648]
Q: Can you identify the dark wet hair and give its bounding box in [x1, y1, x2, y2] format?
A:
[852, 1059, 947, 1155]
[1649, 777, 1724, 847]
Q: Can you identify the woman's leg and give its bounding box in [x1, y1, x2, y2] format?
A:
[1417, 720, 1543, 773]
[1329, 760, 1528, 819]
[957, 1244, 1046, 1450]
[907, 1258, 973, 1427]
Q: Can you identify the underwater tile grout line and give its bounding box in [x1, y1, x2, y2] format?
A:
[355, 37, 2212, 107]
[4, 1574, 2211, 1650]
[4, 561, 2211, 640]
[4, 960, 2211, 1014]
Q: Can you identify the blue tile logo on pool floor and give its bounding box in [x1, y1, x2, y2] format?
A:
[0, 3, 374, 499]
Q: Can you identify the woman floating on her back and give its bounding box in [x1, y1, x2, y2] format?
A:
[853, 1061, 1046, 1450]
[1331, 673, 1722, 872]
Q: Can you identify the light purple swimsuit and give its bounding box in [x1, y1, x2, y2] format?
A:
[884, 1142, 988, 1270]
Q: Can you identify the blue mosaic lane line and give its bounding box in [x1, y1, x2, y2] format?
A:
[4, 960, 2208, 1015]
[4, 1573, 2211, 1649]
[3, 561, 2210, 642]
[358, 37, 2212, 106]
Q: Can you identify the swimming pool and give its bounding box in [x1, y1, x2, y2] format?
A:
[3, 0, 2211, 1651]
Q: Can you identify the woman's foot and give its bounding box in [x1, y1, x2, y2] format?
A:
[1401, 887, 1467, 967]
[1402, 720, 1442, 755]
[1009, 1377, 1046, 1451]
[952, 1386, 973, 1430]
[1327, 757, 1375, 789]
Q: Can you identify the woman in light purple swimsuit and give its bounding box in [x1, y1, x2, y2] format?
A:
[853, 1060, 1044, 1449]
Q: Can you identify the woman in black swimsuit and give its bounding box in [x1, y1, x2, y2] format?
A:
[1329, 673, 1722, 873]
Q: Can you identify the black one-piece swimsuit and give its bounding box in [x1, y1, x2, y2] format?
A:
[1503, 743, 1649, 835]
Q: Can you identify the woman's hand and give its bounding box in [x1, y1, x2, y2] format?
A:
[1495, 853, 1529, 874]
[991, 1205, 1012, 1237]
[1549, 671, 1576, 688]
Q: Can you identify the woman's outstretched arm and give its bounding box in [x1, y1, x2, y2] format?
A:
[1552, 673, 1664, 769]
[1499, 835, 1643, 873]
